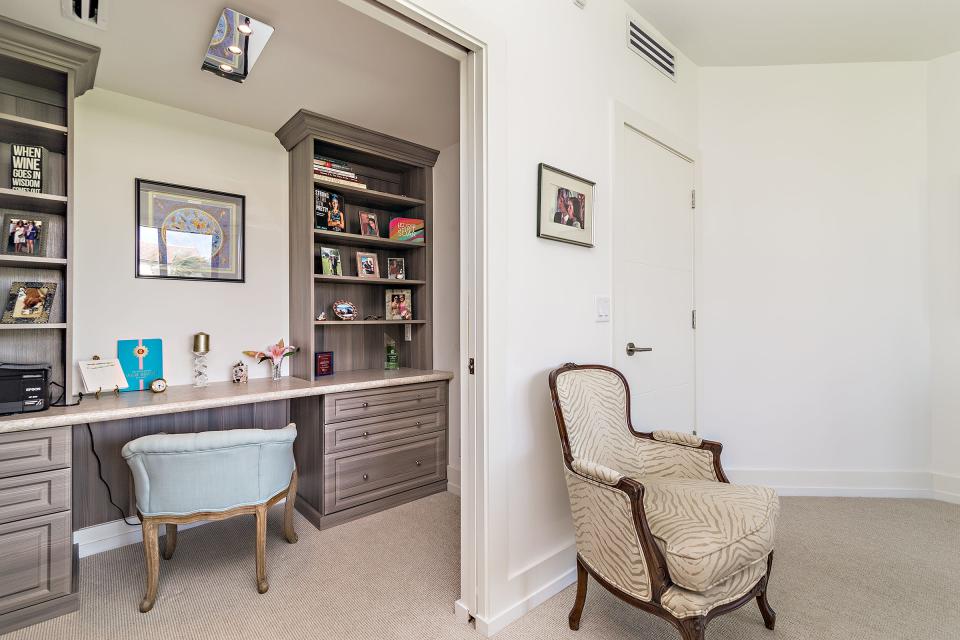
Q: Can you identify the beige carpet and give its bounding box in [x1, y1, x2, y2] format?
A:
[5, 494, 958, 640]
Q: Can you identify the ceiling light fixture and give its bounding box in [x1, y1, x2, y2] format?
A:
[201, 8, 274, 83]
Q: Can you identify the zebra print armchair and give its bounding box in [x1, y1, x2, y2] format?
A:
[549, 364, 779, 640]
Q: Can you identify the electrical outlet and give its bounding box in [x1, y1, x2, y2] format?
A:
[595, 296, 610, 322]
[404, 323, 412, 341]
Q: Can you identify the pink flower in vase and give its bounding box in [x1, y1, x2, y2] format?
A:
[243, 339, 299, 380]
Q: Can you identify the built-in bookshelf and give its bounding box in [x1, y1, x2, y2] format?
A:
[276, 110, 439, 378]
[0, 17, 99, 400]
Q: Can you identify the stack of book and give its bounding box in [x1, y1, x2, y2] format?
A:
[313, 156, 367, 189]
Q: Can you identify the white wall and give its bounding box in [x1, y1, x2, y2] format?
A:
[401, 0, 699, 634]
[73, 90, 289, 388]
[927, 51, 960, 503]
[433, 143, 461, 488]
[698, 63, 931, 493]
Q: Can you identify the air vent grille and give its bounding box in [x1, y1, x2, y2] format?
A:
[627, 20, 675, 80]
[61, 0, 108, 29]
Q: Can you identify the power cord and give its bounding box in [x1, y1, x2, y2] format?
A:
[84, 423, 140, 527]
[49, 381, 82, 408]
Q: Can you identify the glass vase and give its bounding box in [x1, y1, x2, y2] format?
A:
[271, 360, 282, 381]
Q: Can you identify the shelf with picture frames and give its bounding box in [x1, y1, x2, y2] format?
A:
[0, 27, 98, 400]
[277, 109, 438, 379]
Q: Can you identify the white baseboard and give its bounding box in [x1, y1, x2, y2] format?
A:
[454, 598, 472, 624]
[447, 464, 461, 497]
[726, 467, 935, 499]
[932, 472, 960, 504]
[474, 566, 577, 637]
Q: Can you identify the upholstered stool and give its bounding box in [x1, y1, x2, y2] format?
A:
[121, 425, 298, 613]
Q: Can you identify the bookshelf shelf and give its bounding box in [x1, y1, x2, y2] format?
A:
[0, 188, 68, 214]
[314, 275, 426, 286]
[0, 323, 68, 330]
[315, 320, 427, 326]
[314, 229, 426, 250]
[0, 112, 68, 153]
[313, 177, 426, 211]
[0, 255, 68, 269]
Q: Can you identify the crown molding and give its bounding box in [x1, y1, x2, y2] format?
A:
[0, 16, 100, 96]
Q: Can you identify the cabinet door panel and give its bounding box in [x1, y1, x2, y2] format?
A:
[0, 511, 72, 615]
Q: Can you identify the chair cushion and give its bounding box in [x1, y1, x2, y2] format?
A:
[641, 478, 779, 592]
[661, 557, 767, 618]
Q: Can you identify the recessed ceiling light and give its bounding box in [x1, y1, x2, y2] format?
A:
[227, 45, 243, 55]
[237, 19, 252, 35]
[219, 63, 234, 73]
[202, 8, 274, 84]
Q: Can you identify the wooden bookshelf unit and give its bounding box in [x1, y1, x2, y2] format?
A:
[276, 110, 439, 377]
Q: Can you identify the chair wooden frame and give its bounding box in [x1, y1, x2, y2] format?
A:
[137, 470, 299, 613]
[549, 364, 776, 640]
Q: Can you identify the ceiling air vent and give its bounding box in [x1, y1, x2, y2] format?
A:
[61, 0, 108, 29]
[627, 19, 674, 80]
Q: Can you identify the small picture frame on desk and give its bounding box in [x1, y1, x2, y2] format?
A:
[315, 351, 334, 376]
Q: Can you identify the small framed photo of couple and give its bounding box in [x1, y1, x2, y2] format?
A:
[385, 288, 413, 321]
[356, 251, 380, 278]
[537, 163, 595, 247]
[359, 211, 379, 237]
[387, 257, 405, 280]
[2, 214, 48, 257]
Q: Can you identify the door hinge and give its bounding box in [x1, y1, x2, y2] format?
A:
[691, 309, 697, 329]
[468, 357, 475, 375]
[691, 189, 696, 209]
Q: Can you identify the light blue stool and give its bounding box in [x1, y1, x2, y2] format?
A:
[121, 424, 298, 612]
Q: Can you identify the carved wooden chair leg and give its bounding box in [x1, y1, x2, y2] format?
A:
[569, 555, 588, 630]
[283, 470, 298, 544]
[756, 552, 777, 630]
[139, 520, 160, 613]
[677, 616, 706, 640]
[255, 504, 269, 594]
[162, 524, 178, 560]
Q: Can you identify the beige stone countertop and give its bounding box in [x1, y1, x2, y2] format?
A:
[0, 368, 454, 434]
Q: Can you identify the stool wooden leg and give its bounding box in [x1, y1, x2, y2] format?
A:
[255, 504, 269, 594]
[139, 520, 160, 613]
[162, 524, 178, 560]
[283, 470, 298, 544]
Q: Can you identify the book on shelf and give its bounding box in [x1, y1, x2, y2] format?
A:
[314, 187, 346, 231]
[389, 217, 425, 243]
[313, 165, 357, 180]
[315, 175, 367, 190]
[315, 156, 352, 171]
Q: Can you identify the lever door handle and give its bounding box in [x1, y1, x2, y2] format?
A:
[626, 342, 653, 356]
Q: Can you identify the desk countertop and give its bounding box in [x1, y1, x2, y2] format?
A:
[0, 368, 454, 434]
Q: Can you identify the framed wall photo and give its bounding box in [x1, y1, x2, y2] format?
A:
[537, 163, 595, 247]
[135, 179, 245, 282]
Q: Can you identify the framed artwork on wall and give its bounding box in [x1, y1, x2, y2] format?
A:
[135, 179, 246, 282]
[536, 163, 595, 247]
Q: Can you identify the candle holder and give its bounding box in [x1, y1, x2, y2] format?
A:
[192, 332, 210, 388]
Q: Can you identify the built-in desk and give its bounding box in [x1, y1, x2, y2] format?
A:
[0, 368, 452, 634]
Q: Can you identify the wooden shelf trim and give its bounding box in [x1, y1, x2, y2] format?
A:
[313, 229, 426, 250]
[0, 188, 68, 214]
[315, 319, 427, 326]
[0, 255, 68, 269]
[314, 275, 426, 286]
[313, 177, 425, 210]
[0, 323, 67, 330]
[0, 112, 68, 153]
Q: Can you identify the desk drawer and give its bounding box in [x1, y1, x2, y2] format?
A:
[323, 432, 446, 515]
[0, 511, 72, 616]
[324, 382, 446, 423]
[0, 428, 71, 479]
[324, 407, 446, 453]
[0, 469, 70, 525]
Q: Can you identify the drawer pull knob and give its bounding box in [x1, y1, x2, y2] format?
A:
[362, 431, 369, 437]
[416, 460, 422, 467]
[362, 473, 369, 481]
[415, 421, 422, 426]
[361, 402, 369, 408]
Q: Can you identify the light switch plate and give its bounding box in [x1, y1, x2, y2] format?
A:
[595, 296, 610, 322]
[404, 323, 412, 341]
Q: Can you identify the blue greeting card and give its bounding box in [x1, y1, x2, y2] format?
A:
[117, 338, 163, 392]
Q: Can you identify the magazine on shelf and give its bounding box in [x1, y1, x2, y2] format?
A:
[314, 187, 346, 230]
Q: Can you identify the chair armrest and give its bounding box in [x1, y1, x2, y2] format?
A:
[651, 430, 702, 447]
[565, 462, 671, 603]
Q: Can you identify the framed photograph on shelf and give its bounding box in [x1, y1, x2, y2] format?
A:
[359, 211, 379, 237]
[387, 257, 405, 280]
[537, 163, 595, 247]
[1, 281, 57, 324]
[1, 214, 49, 257]
[136, 179, 246, 282]
[356, 251, 380, 278]
[332, 300, 358, 320]
[320, 247, 343, 276]
[385, 288, 413, 320]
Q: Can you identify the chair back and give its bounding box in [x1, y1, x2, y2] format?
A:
[549, 365, 638, 470]
[121, 424, 297, 517]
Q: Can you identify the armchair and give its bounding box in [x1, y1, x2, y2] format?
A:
[549, 364, 778, 640]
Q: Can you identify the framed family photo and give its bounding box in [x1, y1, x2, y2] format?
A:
[356, 251, 380, 278]
[537, 163, 595, 247]
[135, 179, 245, 282]
[1, 214, 49, 257]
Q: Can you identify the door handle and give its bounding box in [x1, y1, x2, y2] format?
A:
[626, 342, 653, 356]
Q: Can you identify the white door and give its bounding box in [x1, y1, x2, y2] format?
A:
[613, 124, 696, 432]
